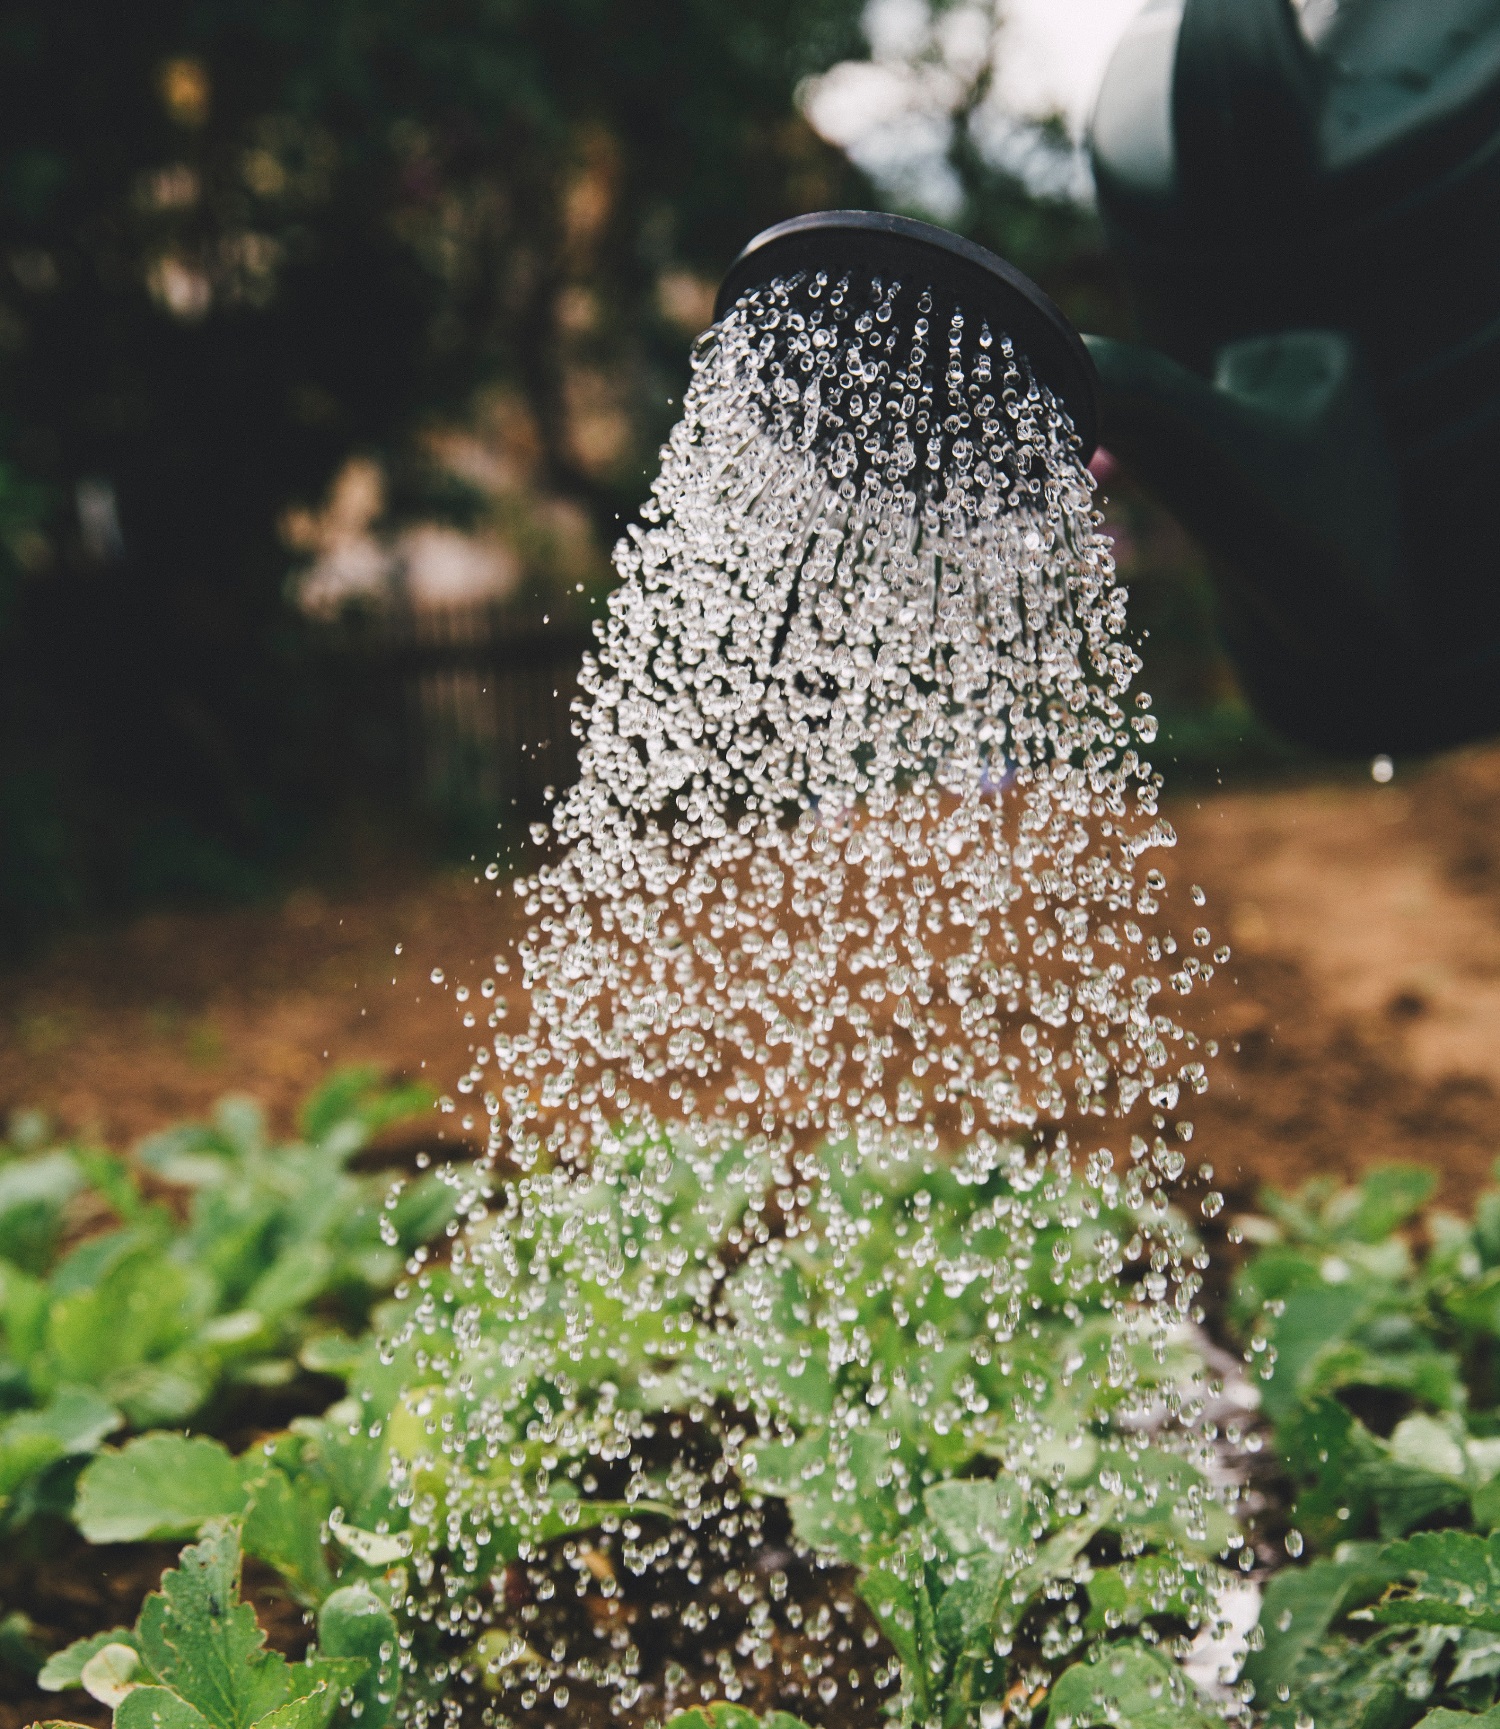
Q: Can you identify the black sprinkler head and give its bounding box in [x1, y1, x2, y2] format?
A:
[715, 209, 1101, 461]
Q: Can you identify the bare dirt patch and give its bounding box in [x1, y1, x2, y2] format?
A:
[3, 747, 1500, 1205]
[1169, 745, 1500, 1203]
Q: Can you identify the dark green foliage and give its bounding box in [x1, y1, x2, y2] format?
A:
[0, 1066, 445, 1525]
[0, 0, 869, 944]
[1239, 1163, 1500, 1729]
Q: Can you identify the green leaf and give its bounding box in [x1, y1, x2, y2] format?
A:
[1361, 1457, 1472, 1542]
[116, 1685, 217, 1729]
[241, 1468, 333, 1607]
[47, 1249, 210, 1388]
[0, 1256, 49, 1368]
[1257, 1282, 1374, 1422]
[665, 1711, 815, 1729]
[0, 1386, 120, 1500]
[296, 1333, 362, 1378]
[1342, 1166, 1439, 1244]
[858, 1564, 935, 1719]
[1413, 1711, 1500, 1729]
[1369, 1532, 1500, 1635]
[75, 1151, 145, 1226]
[924, 1478, 1029, 1560]
[249, 1665, 361, 1729]
[136, 1128, 239, 1190]
[107, 1361, 215, 1431]
[1045, 1642, 1219, 1729]
[0, 1152, 84, 1274]
[1081, 1556, 1202, 1637]
[934, 1553, 1006, 1655]
[136, 1524, 292, 1729]
[1244, 1547, 1391, 1706]
[1261, 1625, 1454, 1729]
[298, 1068, 431, 1155]
[1474, 1476, 1500, 1535]
[80, 1641, 144, 1706]
[213, 1100, 268, 1162]
[746, 1428, 907, 1560]
[241, 1244, 333, 1327]
[130, 1528, 361, 1729]
[1278, 1397, 1383, 1546]
[1390, 1414, 1468, 1479]
[50, 1525, 364, 1729]
[38, 1629, 141, 1693]
[0, 1608, 44, 1678]
[74, 1435, 251, 1543]
[317, 1586, 397, 1729]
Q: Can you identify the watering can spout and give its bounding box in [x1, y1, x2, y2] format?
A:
[1086, 330, 1416, 751]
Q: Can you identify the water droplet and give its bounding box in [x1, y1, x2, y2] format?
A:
[1371, 754, 1395, 783]
[1286, 1528, 1305, 1557]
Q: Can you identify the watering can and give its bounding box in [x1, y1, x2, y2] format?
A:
[718, 0, 1500, 756]
[1087, 0, 1500, 754]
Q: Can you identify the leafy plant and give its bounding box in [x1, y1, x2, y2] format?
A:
[386, 1133, 1235, 1726]
[1235, 1163, 1500, 1556]
[0, 1067, 448, 1529]
[711, 1141, 1235, 1727]
[1235, 1162, 1500, 1728]
[64, 1126, 1241, 1729]
[36, 1520, 387, 1729]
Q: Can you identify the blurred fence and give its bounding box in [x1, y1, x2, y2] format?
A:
[323, 604, 596, 820]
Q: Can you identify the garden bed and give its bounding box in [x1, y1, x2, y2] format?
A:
[4, 751, 1500, 1729]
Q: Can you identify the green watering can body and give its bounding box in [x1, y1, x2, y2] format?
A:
[1089, 0, 1500, 753]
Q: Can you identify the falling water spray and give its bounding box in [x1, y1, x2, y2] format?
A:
[382, 213, 1232, 1729]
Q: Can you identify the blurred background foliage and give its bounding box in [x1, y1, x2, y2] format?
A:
[0, 0, 1247, 952]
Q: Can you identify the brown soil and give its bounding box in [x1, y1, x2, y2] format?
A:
[0, 869, 508, 1154]
[1173, 743, 1500, 1207]
[5, 750, 1499, 1204]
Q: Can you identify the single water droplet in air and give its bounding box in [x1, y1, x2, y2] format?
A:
[1371, 754, 1395, 783]
[1286, 1528, 1305, 1557]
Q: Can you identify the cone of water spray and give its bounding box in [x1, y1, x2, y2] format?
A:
[378, 212, 1235, 1729]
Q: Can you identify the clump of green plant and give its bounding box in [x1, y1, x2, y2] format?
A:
[19, 1119, 1246, 1729]
[1236, 1161, 1500, 1727]
[36, 1520, 395, 1729]
[0, 1068, 451, 1529]
[718, 1141, 1235, 1728]
[104, 1129, 1237, 1728]
[208, 1134, 1244, 1729]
